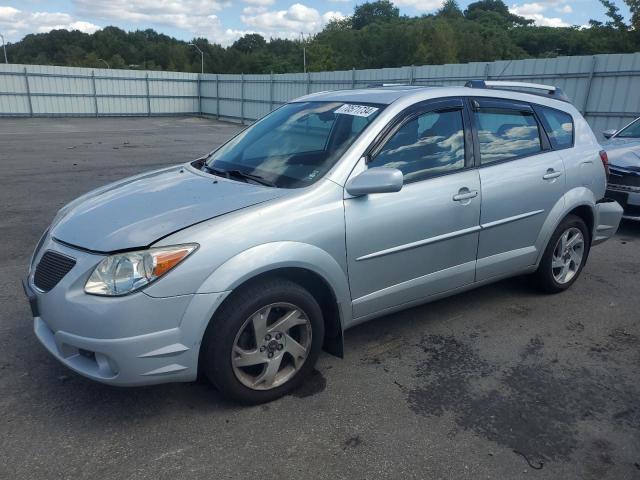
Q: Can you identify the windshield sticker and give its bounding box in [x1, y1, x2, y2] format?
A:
[335, 104, 379, 117]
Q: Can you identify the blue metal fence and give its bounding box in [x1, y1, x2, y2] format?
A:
[1, 53, 639, 137]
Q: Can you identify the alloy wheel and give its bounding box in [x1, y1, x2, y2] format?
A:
[551, 227, 585, 284]
[231, 302, 312, 390]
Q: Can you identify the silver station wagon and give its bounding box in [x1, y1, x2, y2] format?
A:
[23, 80, 623, 403]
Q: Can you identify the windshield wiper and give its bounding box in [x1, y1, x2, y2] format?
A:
[225, 169, 276, 187]
[202, 164, 276, 187]
[202, 164, 227, 177]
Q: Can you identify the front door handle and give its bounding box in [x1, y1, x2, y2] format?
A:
[453, 188, 479, 202]
[543, 169, 562, 180]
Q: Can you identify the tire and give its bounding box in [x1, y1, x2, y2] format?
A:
[533, 214, 590, 294]
[201, 277, 324, 404]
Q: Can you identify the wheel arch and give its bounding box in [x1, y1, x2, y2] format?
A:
[566, 204, 594, 242]
[534, 187, 597, 267]
[196, 242, 351, 358]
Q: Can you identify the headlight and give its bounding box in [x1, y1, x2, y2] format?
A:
[84, 244, 198, 296]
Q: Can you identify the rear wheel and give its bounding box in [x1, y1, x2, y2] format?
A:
[534, 214, 590, 293]
[201, 278, 324, 404]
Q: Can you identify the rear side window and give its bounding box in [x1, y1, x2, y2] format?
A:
[474, 108, 542, 164]
[537, 107, 574, 149]
[369, 109, 465, 181]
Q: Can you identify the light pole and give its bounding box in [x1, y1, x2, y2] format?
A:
[188, 43, 204, 74]
[300, 32, 306, 73]
[97, 58, 110, 69]
[0, 33, 8, 64]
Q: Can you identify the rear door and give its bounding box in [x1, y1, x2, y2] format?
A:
[470, 97, 566, 281]
[344, 98, 481, 319]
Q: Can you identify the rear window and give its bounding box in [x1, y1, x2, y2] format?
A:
[537, 107, 574, 149]
[474, 108, 542, 164]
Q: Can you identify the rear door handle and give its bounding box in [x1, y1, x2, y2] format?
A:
[453, 189, 479, 202]
[543, 169, 562, 180]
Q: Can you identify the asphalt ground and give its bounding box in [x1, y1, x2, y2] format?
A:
[1, 117, 638, 480]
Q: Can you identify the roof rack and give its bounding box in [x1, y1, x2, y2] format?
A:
[366, 83, 417, 88]
[464, 80, 570, 103]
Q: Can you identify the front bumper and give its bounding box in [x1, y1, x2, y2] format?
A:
[606, 186, 640, 221]
[607, 164, 640, 220]
[33, 314, 192, 385]
[24, 238, 229, 386]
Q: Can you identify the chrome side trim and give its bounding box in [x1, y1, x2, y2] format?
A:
[480, 209, 545, 230]
[356, 209, 544, 262]
[355, 225, 482, 261]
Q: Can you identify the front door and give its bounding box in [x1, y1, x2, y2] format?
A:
[344, 98, 481, 320]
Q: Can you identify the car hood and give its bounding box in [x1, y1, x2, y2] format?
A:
[603, 137, 640, 169]
[51, 165, 289, 252]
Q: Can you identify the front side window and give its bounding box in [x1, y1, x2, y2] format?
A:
[538, 106, 574, 149]
[615, 118, 640, 138]
[474, 107, 542, 164]
[205, 101, 382, 188]
[368, 109, 466, 181]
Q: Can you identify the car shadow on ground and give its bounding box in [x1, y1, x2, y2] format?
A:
[617, 218, 640, 238]
[25, 274, 536, 415]
[16, 234, 640, 475]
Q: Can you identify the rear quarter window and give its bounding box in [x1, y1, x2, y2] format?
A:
[537, 106, 574, 149]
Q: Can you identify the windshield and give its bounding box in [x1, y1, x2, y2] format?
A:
[205, 101, 383, 188]
[616, 118, 640, 138]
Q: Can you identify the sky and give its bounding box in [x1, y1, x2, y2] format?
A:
[0, 0, 631, 45]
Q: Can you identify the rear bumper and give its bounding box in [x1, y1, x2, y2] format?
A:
[592, 198, 624, 245]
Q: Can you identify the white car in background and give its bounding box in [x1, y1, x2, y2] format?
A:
[603, 116, 640, 220]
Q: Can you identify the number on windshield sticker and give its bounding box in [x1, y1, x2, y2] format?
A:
[335, 104, 379, 117]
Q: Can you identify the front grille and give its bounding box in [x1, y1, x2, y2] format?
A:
[606, 190, 628, 206]
[609, 168, 640, 189]
[606, 189, 640, 217]
[33, 250, 76, 292]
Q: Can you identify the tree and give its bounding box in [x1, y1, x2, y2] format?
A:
[465, 0, 532, 26]
[624, 0, 640, 30]
[232, 34, 267, 54]
[351, 1, 400, 29]
[599, 0, 627, 28]
[438, 0, 464, 19]
[3, 0, 640, 74]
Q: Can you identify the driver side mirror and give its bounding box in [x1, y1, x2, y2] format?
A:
[346, 167, 403, 196]
[602, 129, 617, 139]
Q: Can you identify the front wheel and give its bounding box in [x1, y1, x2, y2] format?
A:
[201, 278, 324, 404]
[533, 214, 590, 293]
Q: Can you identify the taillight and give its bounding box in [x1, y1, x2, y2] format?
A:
[599, 150, 609, 179]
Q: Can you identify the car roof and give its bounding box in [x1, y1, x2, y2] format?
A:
[294, 86, 437, 105]
[294, 85, 573, 111]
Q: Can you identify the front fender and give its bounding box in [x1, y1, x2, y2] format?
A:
[534, 186, 597, 266]
[197, 241, 353, 330]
